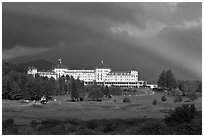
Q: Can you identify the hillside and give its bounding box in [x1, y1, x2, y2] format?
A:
[18, 60, 56, 71]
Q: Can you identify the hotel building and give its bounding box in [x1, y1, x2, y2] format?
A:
[27, 59, 144, 88]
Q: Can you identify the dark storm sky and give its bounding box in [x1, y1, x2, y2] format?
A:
[2, 2, 202, 81]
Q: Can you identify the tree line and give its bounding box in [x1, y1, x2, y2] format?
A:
[157, 69, 201, 99]
[2, 61, 122, 101]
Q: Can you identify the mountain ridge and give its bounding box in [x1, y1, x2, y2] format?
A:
[17, 59, 56, 71]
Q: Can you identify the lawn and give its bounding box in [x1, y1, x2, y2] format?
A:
[2, 88, 202, 125]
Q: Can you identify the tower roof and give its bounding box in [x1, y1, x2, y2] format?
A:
[94, 60, 111, 69]
[54, 59, 70, 69]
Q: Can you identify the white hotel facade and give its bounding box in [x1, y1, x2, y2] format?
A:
[27, 59, 144, 88]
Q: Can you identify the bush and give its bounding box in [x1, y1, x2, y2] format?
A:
[165, 104, 196, 125]
[152, 88, 163, 92]
[188, 92, 198, 101]
[173, 123, 202, 135]
[161, 96, 167, 103]
[3, 119, 14, 129]
[123, 97, 130, 103]
[126, 120, 168, 135]
[152, 99, 157, 105]
[86, 120, 98, 129]
[30, 120, 39, 129]
[88, 87, 104, 101]
[2, 119, 18, 135]
[174, 96, 183, 103]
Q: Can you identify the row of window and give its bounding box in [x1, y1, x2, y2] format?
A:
[111, 85, 138, 88]
[84, 82, 142, 85]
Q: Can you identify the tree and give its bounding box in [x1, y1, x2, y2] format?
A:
[166, 69, 177, 90]
[161, 96, 167, 103]
[64, 80, 72, 95]
[152, 99, 157, 105]
[58, 76, 65, 95]
[65, 75, 70, 81]
[42, 80, 56, 96]
[76, 79, 85, 99]
[196, 81, 202, 92]
[10, 81, 21, 100]
[157, 70, 177, 90]
[178, 80, 199, 96]
[177, 80, 186, 92]
[49, 77, 57, 95]
[2, 75, 13, 99]
[188, 92, 198, 101]
[105, 86, 110, 96]
[157, 71, 167, 89]
[88, 87, 104, 101]
[185, 81, 198, 96]
[174, 96, 183, 103]
[123, 97, 130, 103]
[70, 79, 78, 100]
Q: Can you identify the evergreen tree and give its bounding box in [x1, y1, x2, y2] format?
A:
[104, 85, 110, 96]
[161, 96, 167, 103]
[70, 79, 78, 100]
[88, 87, 104, 100]
[65, 75, 70, 81]
[58, 76, 65, 95]
[158, 70, 177, 90]
[157, 70, 167, 89]
[166, 69, 177, 90]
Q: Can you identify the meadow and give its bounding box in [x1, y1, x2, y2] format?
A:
[2, 88, 202, 125]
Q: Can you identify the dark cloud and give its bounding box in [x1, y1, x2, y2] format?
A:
[2, 2, 202, 81]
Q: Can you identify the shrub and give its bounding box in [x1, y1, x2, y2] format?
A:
[174, 96, 183, 103]
[173, 123, 202, 135]
[152, 99, 157, 105]
[123, 97, 130, 103]
[188, 92, 198, 101]
[125, 120, 168, 135]
[30, 120, 39, 129]
[86, 121, 98, 129]
[161, 96, 167, 103]
[165, 104, 196, 125]
[2, 119, 19, 135]
[88, 87, 104, 101]
[2, 119, 14, 129]
[76, 127, 100, 135]
[103, 122, 114, 133]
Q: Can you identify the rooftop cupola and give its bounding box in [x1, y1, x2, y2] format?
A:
[94, 60, 111, 69]
[59, 59, 62, 64]
[55, 59, 70, 69]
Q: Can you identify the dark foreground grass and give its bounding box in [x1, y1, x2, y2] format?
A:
[2, 110, 202, 135]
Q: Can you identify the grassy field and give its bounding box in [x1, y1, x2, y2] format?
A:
[2, 88, 202, 125]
